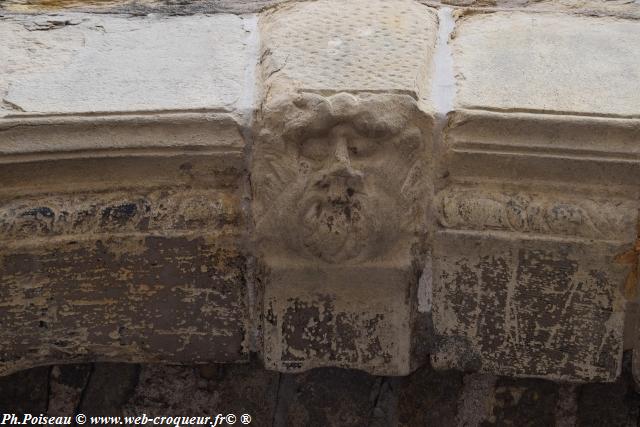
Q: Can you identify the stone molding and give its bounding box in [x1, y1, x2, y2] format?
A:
[436, 187, 636, 241]
[0, 0, 639, 382]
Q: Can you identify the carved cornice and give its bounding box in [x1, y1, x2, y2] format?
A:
[436, 187, 637, 241]
[0, 189, 240, 241]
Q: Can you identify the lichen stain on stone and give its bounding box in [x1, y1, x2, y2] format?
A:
[435, 238, 624, 381]
[614, 220, 640, 300]
[0, 235, 248, 376]
[280, 295, 391, 366]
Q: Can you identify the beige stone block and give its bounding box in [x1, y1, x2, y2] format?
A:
[452, 11, 640, 117]
[433, 211, 630, 381]
[1, 13, 257, 116]
[254, 91, 433, 374]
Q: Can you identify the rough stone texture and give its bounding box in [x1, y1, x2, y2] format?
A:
[483, 377, 558, 426]
[1, 234, 247, 374]
[0, 3, 255, 376]
[397, 365, 464, 427]
[48, 364, 91, 415]
[0, 133, 248, 375]
[0, 0, 287, 14]
[274, 369, 380, 427]
[3, 361, 639, 425]
[456, 373, 497, 427]
[2, 0, 639, 19]
[1, 0, 639, 386]
[0, 366, 49, 414]
[124, 359, 279, 420]
[433, 232, 628, 381]
[254, 0, 437, 375]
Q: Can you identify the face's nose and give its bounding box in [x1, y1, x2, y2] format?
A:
[333, 132, 351, 168]
[313, 127, 364, 198]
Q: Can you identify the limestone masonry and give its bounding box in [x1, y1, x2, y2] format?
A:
[0, 0, 639, 384]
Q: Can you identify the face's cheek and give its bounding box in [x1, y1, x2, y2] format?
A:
[360, 154, 405, 194]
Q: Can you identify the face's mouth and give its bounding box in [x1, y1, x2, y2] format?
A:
[298, 193, 370, 262]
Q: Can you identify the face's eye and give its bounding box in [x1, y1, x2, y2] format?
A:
[299, 137, 331, 161]
[347, 137, 380, 159]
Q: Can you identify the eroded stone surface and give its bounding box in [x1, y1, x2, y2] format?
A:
[432, 114, 638, 381]
[0, 6, 252, 374]
[1, 0, 639, 384]
[254, 93, 434, 374]
[0, 234, 247, 375]
[0, 119, 249, 376]
[433, 220, 628, 381]
[124, 361, 279, 420]
[253, 0, 438, 375]
[431, 11, 640, 381]
[2, 0, 640, 18]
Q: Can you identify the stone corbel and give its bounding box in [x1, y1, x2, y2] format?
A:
[252, 0, 438, 375]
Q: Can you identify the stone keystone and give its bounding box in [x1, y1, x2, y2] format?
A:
[253, 0, 438, 375]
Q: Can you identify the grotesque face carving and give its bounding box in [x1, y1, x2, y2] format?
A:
[253, 92, 428, 263]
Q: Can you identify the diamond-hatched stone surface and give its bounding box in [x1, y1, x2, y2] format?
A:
[260, 0, 437, 98]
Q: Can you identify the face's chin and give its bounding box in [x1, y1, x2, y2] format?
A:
[298, 193, 379, 263]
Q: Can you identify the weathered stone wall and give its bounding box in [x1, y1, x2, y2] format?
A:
[1, 357, 639, 426]
[1, 0, 639, 392]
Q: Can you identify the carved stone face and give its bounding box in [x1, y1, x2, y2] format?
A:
[254, 92, 427, 263]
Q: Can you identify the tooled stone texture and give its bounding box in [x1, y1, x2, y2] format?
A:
[259, 0, 438, 99]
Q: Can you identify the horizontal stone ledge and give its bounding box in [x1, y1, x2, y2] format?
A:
[0, 0, 639, 382]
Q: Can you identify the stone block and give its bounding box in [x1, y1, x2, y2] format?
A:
[431, 10, 640, 382]
[1, 234, 247, 374]
[0, 142, 249, 375]
[259, 0, 437, 99]
[274, 368, 379, 427]
[1, 13, 257, 116]
[0, 116, 248, 375]
[0, 12, 255, 374]
[254, 0, 438, 375]
[263, 264, 415, 374]
[452, 11, 640, 117]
